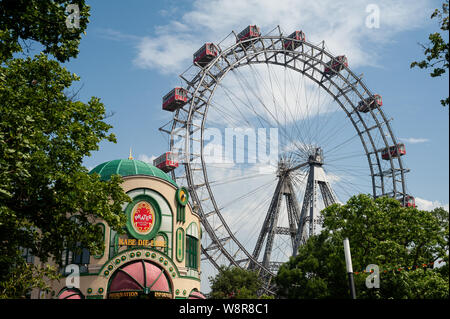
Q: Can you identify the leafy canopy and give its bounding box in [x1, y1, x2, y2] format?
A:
[0, 1, 130, 298]
[0, 0, 90, 63]
[208, 266, 265, 299]
[410, 0, 449, 107]
[275, 194, 449, 299]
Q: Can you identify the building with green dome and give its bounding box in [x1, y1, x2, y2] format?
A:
[32, 157, 205, 299]
[89, 159, 178, 185]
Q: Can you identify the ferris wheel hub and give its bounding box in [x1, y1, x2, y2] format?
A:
[308, 147, 324, 166]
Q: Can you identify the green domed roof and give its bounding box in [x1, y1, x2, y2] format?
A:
[89, 159, 177, 187]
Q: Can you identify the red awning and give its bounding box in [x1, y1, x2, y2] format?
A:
[189, 290, 206, 299]
[108, 260, 171, 295]
[58, 289, 82, 299]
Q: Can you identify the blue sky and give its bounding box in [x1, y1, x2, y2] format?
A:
[67, 0, 449, 211]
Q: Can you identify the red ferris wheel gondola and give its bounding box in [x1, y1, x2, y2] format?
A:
[193, 43, 218, 67]
[283, 30, 306, 50]
[236, 25, 261, 47]
[162, 87, 188, 112]
[153, 152, 179, 173]
[358, 94, 383, 113]
[402, 195, 415, 208]
[381, 143, 406, 160]
[324, 55, 348, 75]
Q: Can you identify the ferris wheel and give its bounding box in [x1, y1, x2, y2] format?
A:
[157, 26, 412, 293]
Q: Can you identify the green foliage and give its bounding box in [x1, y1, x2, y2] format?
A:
[0, 262, 61, 299]
[0, 1, 131, 298]
[0, 0, 90, 63]
[410, 0, 449, 107]
[275, 194, 449, 299]
[208, 266, 264, 299]
[0, 52, 131, 298]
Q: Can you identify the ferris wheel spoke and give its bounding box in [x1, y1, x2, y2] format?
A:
[285, 66, 317, 154]
[254, 64, 311, 159]
[233, 67, 281, 130]
[215, 178, 277, 212]
[264, 63, 314, 158]
[219, 73, 272, 130]
[233, 67, 282, 129]
[209, 171, 274, 187]
[324, 132, 361, 157]
[252, 64, 310, 158]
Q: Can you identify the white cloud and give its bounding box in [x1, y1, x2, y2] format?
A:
[415, 197, 449, 211]
[133, 34, 199, 74]
[132, 0, 433, 74]
[399, 137, 430, 144]
[137, 154, 157, 164]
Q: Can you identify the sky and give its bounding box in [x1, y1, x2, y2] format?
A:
[63, 0, 449, 291]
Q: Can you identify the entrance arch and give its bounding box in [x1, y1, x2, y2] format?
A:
[107, 260, 173, 299]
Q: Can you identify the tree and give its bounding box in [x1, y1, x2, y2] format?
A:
[410, 0, 449, 107]
[275, 195, 449, 299]
[0, 1, 130, 298]
[208, 266, 264, 299]
[0, 0, 90, 63]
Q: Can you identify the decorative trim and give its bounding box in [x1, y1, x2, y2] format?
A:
[176, 187, 188, 223]
[126, 187, 174, 260]
[176, 187, 189, 206]
[186, 222, 199, 239]
[155, 232, 169, 255]
[94, 223, 105, 259]
[125, 194, 161, 240]
[176, 228, 185, 262]
[99, 247, 181, 280]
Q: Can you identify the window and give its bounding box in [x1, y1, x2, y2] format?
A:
[71, 244, 90, 274]
[194, 44, 206, 59]
[72, 246, 90, 264]
[109, 229, 118, 259]
[94, 223, 105, 259]
[163, 89, 174, 103]
[167, 152, 178, 163]
[185, 235, 198, 269]
[62, 243, 90, 274]
[21, 247, 34, 264]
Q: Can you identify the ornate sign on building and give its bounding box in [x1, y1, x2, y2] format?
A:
[125, 194, 161, 240]
[131, 201, 154, 235]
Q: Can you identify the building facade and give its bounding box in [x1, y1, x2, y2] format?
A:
[32, 158, 204, 299]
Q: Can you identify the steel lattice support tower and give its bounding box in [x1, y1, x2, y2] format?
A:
[293, 148, 337, 255]
[250, 148, 338, 281]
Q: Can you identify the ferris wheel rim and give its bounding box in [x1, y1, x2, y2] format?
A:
[167, 30, 408, 283]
